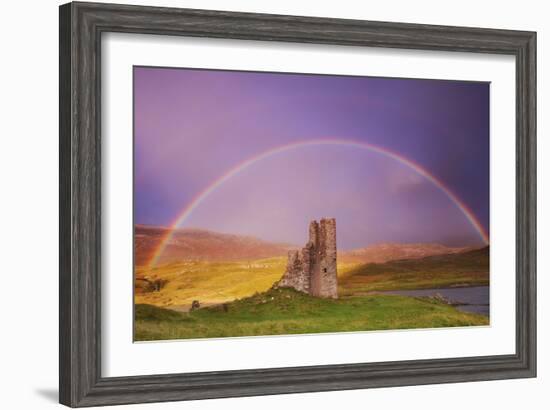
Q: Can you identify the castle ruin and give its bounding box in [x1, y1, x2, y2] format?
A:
[276, 218, 338, 299]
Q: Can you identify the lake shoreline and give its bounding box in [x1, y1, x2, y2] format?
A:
[370, 285, 490, 317]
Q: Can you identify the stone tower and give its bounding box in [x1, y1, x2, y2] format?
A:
[277, 218, 338, 299]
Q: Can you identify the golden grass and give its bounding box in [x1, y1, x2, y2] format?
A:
[135, 257, 360, 309]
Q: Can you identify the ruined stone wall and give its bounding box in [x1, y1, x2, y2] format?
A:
[308, 220, 322, 296]
[277, 249, 310, 293]
[276, 218, 338, 299]
[317, 218, 338, 298]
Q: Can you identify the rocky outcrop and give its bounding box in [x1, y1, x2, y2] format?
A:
[276, 218, 338, 299]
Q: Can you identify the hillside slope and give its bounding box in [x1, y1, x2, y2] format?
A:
[135, 225, 296, 265]
[135, 257, 289, 308]
[339, 246, 489, 294]
[135, 235, 488, 308]
[340, 242, 474, 264]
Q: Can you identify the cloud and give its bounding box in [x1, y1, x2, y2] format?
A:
[388, 169, 426, 194]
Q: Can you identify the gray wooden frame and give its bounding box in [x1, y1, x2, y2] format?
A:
[59, 1, 536, 407]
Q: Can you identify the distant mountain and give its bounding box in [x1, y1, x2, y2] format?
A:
[135, 224, 481, 267]
[134, 225, 296, 266]
[339, 243, 475, 264]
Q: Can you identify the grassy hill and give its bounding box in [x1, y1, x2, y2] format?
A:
[135, 257, 361, 309]
[135, 247, 488, 309]
[339, 246, 489, 295]
[339, 243, 473, 264]
[135, 257, 288, 308]
[135, 287, 489, 341]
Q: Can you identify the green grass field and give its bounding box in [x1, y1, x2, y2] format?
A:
[135, 288, 489, 341]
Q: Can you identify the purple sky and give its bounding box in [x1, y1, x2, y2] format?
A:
[134, 66, 489, 249]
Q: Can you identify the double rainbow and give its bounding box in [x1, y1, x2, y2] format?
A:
[147, 139, 489, 268]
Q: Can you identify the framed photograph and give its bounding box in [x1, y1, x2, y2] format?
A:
[59, 1, 536, 407]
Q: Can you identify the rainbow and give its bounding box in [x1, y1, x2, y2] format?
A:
[147, 139, 489, 267]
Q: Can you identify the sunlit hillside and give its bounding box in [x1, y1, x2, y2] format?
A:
[135, 257, 359, 309]
[339, 246, 489, 295]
